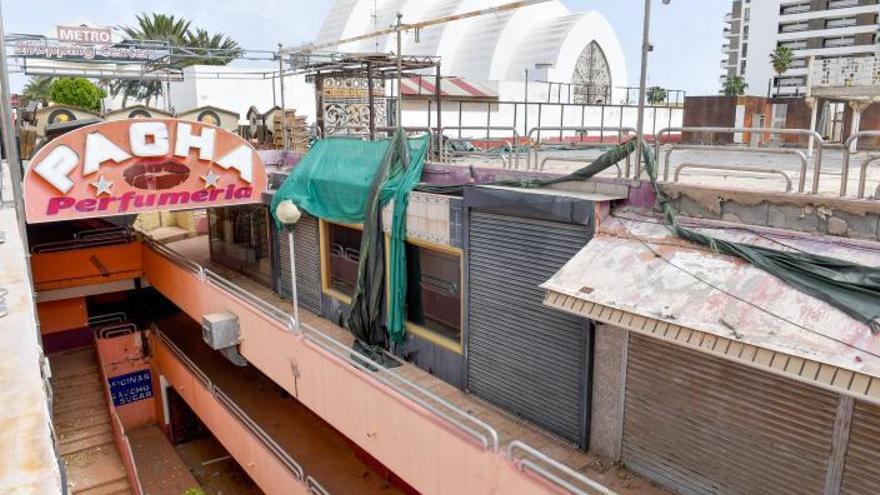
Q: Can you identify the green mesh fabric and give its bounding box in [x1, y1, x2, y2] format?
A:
[271, 132, 429, 345]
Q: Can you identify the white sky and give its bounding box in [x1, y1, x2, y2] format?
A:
[2, 0, 729, 96]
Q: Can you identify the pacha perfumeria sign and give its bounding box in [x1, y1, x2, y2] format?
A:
[24, 119, 267, 223]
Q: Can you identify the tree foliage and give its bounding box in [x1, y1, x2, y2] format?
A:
[111, 13, 241, 105]
[722, 75, 748, 97]
[647, 86, 667, 105]
[770, 46, 794, 76]
[21, 76, 55, 104]
[49, 78, 107, 111]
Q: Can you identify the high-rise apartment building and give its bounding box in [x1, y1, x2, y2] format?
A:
[722, 0, 879, 95]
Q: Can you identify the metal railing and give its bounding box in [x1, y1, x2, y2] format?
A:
[438, 126, 522, 169]
[841, 131, 880, 197]
[526, 126, 638, 172]
[508, 441, 618, 495]
[144, 236, 500, 452]
[153, 327, 308, 483]
[674, 163, 793, 192]
[301, 329, 499, 451]
[660, 144, 807, 192]
[307, 477, 330, 495]
[653, 127, 824, 192]
[146, 240, 616, 495]
[857, 155, 880, 199]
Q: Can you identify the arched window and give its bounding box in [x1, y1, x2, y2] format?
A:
[571, 41, 612, 104]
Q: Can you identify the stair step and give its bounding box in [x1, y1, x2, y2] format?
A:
[59, 433, 115, 456]
[72, 475, 131, 495]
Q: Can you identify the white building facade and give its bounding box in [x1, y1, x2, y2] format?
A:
[316, 0, 629, 104]
[722, 0, 879, 96]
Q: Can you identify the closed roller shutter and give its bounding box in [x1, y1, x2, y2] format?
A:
[467, 211, 591, 447]
[279, 214, 322, 315]
[840, 401, 880, 494]
[623, 335, 838, 495]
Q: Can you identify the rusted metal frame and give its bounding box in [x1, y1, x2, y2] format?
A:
[367, 61, 375, 141]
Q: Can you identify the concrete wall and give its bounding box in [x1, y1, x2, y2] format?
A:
[663, 183, 880, 241]
[589, 324, 628, 461]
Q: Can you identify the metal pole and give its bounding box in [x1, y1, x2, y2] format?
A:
[287, 230, 301, 332]
[278, 44, 288, 151]
[367, 61, 376, 140]
[635, 0, 652, 179]
[396, 13, 403, 130]
[0, 0, 41, 341]
[0, 2, 26, 226]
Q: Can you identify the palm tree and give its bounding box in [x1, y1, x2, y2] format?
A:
[770, 46, 794, 96]
[112, 13, 241, 105]
[647, 86, 667, 105]
[185, 29, 241, 65]
[21, 76, 54, 105]
[723, 75, 748, 96]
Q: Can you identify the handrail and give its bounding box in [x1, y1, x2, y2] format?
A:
[31, 236, 132, 254]
[74, 226, 131, 240]
[842, 131, 880, 196]
[145, 240, 616, 495]
[653, 127, 824, 192]
[153, 326, 309, 482]
[213, 386, 306, 480]
[673, 163, 793, 192]
[307, 476, 331, 495]
[153, 325, 212, 389]
[507, 441, 617, 495]
[204, 269, 297, 332]
[661, 144, 806, 191]
[302, 329, 499, 452]
[438, 126, 521, 169]
[88, 312, 128, 326]
[525, 127, 638, 173]
[144, 238, 500, 452]
[857, 155, 880, 199]
[96, 323, 139, 339]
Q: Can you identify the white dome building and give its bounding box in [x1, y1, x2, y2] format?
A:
[315, 0, 628, 104]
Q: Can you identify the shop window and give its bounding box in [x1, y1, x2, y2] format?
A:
[321, 221, 363, 300]
[403, 242, 462, 351]
[209, 206, 272, 286]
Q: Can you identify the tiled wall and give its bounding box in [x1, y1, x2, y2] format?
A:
[382, 192, 462, 247]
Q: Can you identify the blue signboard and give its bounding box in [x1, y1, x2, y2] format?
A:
[108, 369, 153, 407]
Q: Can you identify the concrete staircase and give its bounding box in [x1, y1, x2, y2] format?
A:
[50, 348, 133, 495]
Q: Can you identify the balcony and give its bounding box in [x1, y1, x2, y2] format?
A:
[810, 53, 880, 98]
[141, 236, 648, 495]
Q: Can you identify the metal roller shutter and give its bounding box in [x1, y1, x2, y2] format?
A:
[840, 401, 880, 494]
[279, 214, 322, 315]
[467, 210, 591, 447]
[623, 335, 839, 495]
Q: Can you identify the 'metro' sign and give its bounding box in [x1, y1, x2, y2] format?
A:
[24, 118, 266, 223]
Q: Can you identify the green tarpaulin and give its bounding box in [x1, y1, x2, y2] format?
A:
[271, 133, 429, 345]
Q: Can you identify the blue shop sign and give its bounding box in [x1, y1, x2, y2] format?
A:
[108, 369, 153, 407]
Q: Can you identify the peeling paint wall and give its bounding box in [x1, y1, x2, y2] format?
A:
[663, 184, 880, 241]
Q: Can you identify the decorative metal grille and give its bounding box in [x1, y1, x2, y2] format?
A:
[571, 41, 612, 104]
[322, 77, 387, 135]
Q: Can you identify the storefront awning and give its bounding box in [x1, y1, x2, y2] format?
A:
[541, 208, 880, 404]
